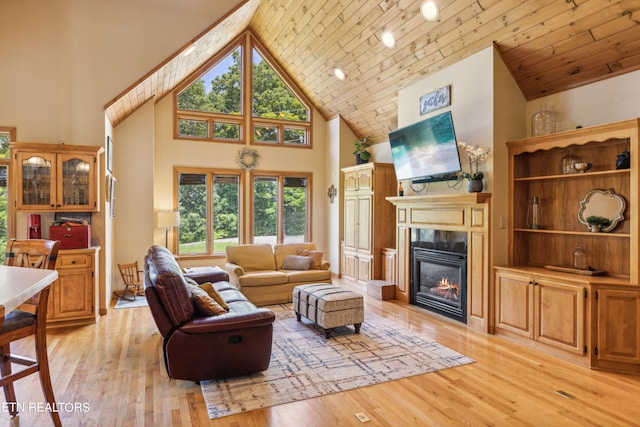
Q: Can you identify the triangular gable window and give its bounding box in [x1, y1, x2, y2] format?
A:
[252, 49, 308, 122]
[177, 46, 242, 115]
[174, 31, 312, 147]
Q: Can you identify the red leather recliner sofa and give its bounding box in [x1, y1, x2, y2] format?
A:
[143, 245, 275, 381]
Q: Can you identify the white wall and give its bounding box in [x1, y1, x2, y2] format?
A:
[527, 69, 640, 135]
[395, 46, 495, 196]
[112, 100, 155, 297]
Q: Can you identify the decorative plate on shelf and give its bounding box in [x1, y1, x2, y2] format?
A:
[577, 188, 626, 232]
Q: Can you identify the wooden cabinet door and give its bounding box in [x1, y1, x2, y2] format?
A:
[383, 248, 396, 284]
[14, 151, 57, 210]
[344, 171, 358, 192]
[344, 196, 357, 252]
[356, 195, 372, 254]
[57, 152, 97, 211]
[534, 279, 585, 355]
[52, 268, 93, 319]
[356, 169, 372, 191]
[494, 270, 534, 339]
[356, 255, 372, 284]
[596, 288, 640, 365]
[343, 251, 358, 282]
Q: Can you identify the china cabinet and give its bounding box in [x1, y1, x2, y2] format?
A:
[496, 118, 640, 373]
[341, 163, 396, 285]
[10, 142, 102, 212]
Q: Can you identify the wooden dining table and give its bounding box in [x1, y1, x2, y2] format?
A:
[0, 265, 59, 326]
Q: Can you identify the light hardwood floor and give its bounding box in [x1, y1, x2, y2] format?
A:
[3, 276, 640, 426]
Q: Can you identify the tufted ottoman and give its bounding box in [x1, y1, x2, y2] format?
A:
[293, 283, 364, 338]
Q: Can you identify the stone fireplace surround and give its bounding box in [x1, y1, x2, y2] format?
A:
[387, 193, 492, 332]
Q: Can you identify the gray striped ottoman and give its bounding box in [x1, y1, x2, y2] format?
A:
[293, 283, 364, 338]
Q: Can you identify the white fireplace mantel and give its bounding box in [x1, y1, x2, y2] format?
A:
[387, 193, 492, 331]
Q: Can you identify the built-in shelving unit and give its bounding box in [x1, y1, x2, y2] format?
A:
[495, 118, 640, 373]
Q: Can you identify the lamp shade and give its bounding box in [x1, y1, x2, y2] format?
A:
[156, 211, 180, 229]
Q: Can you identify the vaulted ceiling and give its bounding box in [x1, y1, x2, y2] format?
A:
[106, 0, 640, 145]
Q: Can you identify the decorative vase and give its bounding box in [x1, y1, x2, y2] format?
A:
[531, 104, 556, 136]
[356, 153, 369, 164]
[589, 224, 600, 232]
[467, 179, 483, 193]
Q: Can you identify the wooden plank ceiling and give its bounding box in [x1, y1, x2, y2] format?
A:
[106, 0, 640, 145]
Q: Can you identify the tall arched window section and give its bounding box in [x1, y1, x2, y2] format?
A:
[174, 31, 312, 147]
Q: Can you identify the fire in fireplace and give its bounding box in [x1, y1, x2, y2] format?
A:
[411, 230, 467, 323]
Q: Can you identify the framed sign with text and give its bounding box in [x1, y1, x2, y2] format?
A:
[420, 85, 450, 115]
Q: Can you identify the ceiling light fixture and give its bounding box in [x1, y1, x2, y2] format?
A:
[334, 67, 346, 80]
[420, 0, 439, 21]
[381, 31, 396, 48]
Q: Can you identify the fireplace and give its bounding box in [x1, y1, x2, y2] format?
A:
[411, 230, 467, 323]
[388, 194, 490, 331]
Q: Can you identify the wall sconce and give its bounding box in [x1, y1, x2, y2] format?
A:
[327, 184, 337, 203]
[156, 211, 180, 248]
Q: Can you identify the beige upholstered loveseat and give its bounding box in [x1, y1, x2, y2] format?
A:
[225, 243, 332, 306]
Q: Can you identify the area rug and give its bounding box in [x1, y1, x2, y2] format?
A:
[114, 296, 148, 309]
[201, 303, 474, 419]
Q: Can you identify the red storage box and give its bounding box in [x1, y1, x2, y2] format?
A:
[49, 225, 91, 249]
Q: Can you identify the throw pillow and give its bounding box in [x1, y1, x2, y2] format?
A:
[282, 255, 313, 271]
[189, 285, 227, 316]
[296, 248, 324, 270]
[199, 282, 230, 311]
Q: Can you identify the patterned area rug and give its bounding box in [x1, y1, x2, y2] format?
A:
[201, 304, 474, 419]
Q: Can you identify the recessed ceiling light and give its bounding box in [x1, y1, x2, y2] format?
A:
[334, 67, 346, 80]
[381, 31, 396, 48]
[420, 0, 439, 21]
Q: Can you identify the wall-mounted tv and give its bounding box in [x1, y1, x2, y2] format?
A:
[388, 111, 462, 184]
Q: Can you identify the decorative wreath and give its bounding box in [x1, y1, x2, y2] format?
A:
[237, 147, 261, 170]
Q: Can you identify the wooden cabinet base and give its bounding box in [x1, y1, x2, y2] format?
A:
[47, 247, 99, 327]
[495, 266, 640, 374]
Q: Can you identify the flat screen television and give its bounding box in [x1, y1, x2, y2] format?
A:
[388, 111, 462, 184]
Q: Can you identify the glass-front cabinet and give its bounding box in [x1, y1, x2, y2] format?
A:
[11, 143, 101, 212]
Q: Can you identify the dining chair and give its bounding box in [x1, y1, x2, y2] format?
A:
[116, 261, 144, 301]
[1, 238, 62, 427]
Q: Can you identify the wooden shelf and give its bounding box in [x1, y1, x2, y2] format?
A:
[514, 168, 629, 182]
[514, 228, 630, 238]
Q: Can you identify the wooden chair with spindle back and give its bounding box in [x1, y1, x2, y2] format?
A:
[116, 261, 144, 301]
[1, 238, 62, 427]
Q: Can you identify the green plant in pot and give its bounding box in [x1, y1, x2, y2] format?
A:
[353, 136, 373, 164]
[586, 215, 611, 232]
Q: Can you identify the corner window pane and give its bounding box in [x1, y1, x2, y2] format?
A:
[178, 173, 208, 255]
[284, 128, 306, 145]
[254, 126, 278, 143]
[213, 122, 240, 140]
[178, 119, 208, 138]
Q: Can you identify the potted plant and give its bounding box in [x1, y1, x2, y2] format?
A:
[586, 215, 611, 232]
[352, 136, 373, 164]
[457, 141, 490, 192]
